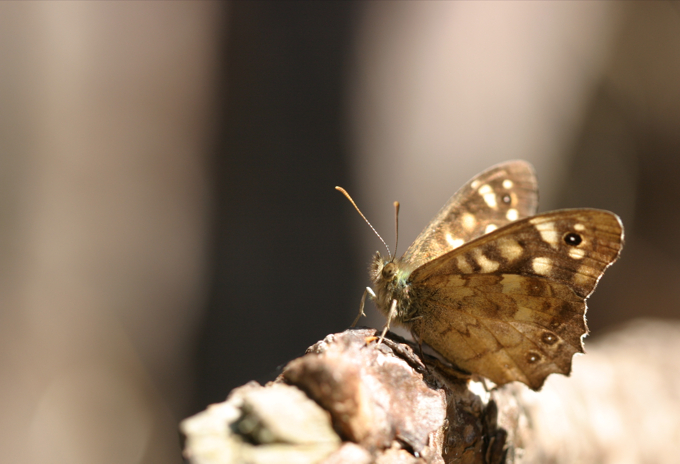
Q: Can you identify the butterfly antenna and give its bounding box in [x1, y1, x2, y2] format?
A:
[335, 186, 392, 260]
[393, 201, 400, 261]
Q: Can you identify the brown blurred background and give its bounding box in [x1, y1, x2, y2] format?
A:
[0, 2, 679, 463]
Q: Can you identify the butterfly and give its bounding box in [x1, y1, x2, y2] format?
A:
[337, 160, 624, 390]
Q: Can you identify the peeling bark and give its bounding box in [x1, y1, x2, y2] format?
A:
[182, 321, 680, 463]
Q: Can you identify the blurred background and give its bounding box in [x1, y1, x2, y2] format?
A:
[1, 1, 679, 463]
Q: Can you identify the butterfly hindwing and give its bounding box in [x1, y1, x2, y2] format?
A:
[401, 160, 538, 269]
[410, 274, 586, 389]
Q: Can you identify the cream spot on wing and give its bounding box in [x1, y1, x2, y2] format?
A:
[530, 219, 560, 250]
[462, 213, 477, 231]
[457, 255, 473, 273]
[474, 248, 499, 273]
[478, 184, 493, 195]
[446, 275, 467, 286]
[443, 276, 475, 296]
[532, 257, 552, 276]
[445, 233, 465, 249]
[568, 247, 586, 260]
[574, 223, 586, 231]
[478, 184, 498, 209]
[500, 275, 523, 293]
[471, 180, 480, 189]
[574, 265, 592, 286]
[485, 224, 497, 234]
[503, 179, 513, 189]
[497, 237, 523, 261]
[506, 208, 519, 221]
[483, 193, 498, 209]
[515, 305, 535, 323]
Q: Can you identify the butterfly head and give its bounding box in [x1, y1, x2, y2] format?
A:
[336, 186, 414, 321]
[370, 251, 392, 281]
[370, 251, 414, 322]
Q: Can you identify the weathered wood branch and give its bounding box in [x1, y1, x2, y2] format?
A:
[181, 320, 680, 464]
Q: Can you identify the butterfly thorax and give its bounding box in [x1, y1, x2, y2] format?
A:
[370, 252, 419, 324]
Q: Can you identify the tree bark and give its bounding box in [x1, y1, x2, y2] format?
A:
[181, 320, 680, 464]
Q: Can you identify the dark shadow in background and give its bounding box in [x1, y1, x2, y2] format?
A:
[193, 2, 361, 411]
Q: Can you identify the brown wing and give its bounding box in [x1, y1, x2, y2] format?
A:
[408, 209, 623, 390]
[401, 160, 538, 269]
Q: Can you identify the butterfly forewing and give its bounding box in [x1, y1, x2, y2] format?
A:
[408, 209, 623, 389]
[401, 160, 538, 270]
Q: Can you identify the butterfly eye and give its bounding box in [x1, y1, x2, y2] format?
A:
[382, 262, 396, 279]
[563, 232, 582, 246]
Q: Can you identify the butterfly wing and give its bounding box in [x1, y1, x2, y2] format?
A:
[401, 160, 538, 270]
[408, 209, 624, 390]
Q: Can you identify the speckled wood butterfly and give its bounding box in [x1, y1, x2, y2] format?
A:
[338, 160, 624, 390]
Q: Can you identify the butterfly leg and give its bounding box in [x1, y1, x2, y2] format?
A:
[410, 329, 426, 361]
[378, 298, 398, 344]
[351, 287, 376, 327]
[409, 329, 430, 373]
